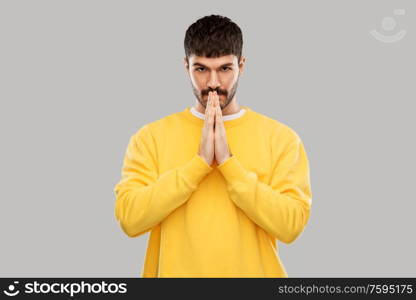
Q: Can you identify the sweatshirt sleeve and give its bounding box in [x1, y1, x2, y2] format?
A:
[217, 131, 312, 244]
[113, 124, 213, 238]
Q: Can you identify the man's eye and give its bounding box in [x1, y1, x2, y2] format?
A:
[195, 67, 231, 72]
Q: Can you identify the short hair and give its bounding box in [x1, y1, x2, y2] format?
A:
[184, 14, 243, 63]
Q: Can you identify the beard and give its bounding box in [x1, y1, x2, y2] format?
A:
[191, 76, 240, 111]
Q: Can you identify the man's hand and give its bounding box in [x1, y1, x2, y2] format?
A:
[198, 91, 216, 166]
[213, 92, 232, 165]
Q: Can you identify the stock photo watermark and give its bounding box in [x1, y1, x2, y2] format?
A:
[370, 8, 407, 43]
[2, 280, 127, 297]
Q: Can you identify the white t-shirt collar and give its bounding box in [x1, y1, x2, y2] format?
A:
[190, 106, 246, 121]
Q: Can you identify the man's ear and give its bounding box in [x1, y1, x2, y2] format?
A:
[184, 57, 189, 72]
[238, 56, 246, 76]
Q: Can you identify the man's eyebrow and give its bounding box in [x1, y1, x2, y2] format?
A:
[192, 62, 234, 68]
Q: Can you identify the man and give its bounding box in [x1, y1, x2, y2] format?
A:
[113, 14, 312, 278]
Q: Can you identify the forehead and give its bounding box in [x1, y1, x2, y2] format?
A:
[189, 54, 237, 67]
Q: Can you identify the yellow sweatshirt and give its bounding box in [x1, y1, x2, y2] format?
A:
[113, 105, 312, 277]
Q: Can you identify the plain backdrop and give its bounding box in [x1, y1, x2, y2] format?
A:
[0, 0, 415, 277]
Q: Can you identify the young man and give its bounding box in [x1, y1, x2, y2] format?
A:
[113, 14, 313, 278]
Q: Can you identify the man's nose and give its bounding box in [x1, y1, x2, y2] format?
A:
[207, 72, 221, 90]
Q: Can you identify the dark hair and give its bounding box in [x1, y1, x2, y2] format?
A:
[184, 14, 243, 63]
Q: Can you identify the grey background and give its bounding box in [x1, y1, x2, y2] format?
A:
[1, 0, 415, 277]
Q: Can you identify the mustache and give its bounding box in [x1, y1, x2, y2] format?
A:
[201, 89, 227, 96]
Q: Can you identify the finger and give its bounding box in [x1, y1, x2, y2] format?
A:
[204, 91, 212, 126]
[205, 91, 211, 114]
[212, 92, 218, 128]
[212, 91, 217, 107]
[215, 101, 222, 126]
[208, 92, 216, 128]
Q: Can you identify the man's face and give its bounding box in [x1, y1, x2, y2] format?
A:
[184, 54, 245, 110]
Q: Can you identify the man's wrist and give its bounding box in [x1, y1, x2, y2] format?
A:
[218, 153, 232, 165]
